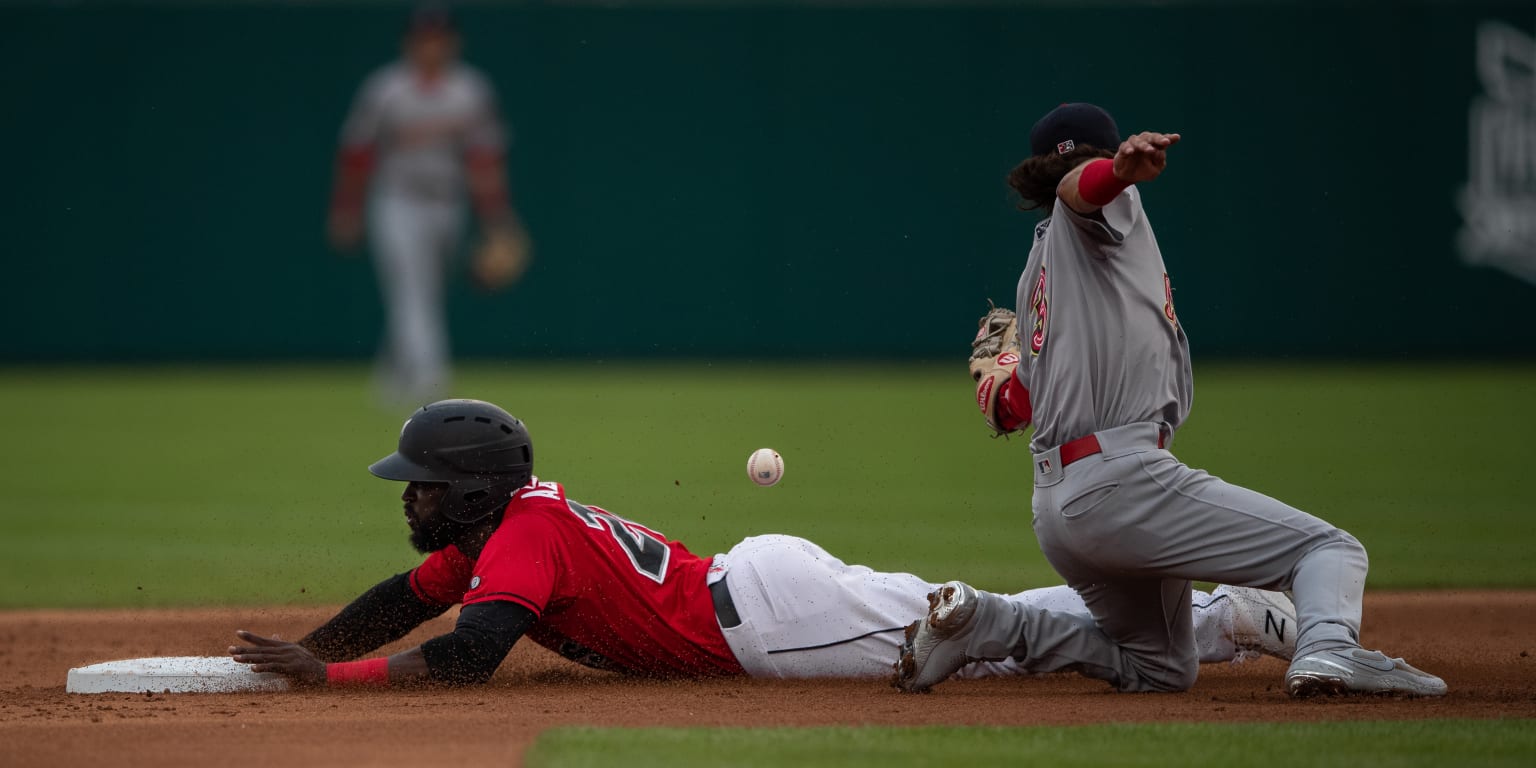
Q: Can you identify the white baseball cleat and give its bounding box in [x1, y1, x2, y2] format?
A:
[893, 581, 981, 693]
[1216, 585, 1297, 662]
[1285, 648, 1447, 697]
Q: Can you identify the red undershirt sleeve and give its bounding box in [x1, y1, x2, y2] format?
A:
[996, 372, 1033, 431]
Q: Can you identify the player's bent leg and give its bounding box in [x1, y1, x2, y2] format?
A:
[1279, 509, 1444, 696]
[948, 584, 1080, 680]
[894, 580, 1182, 693]
[1070, 578, 1200, 692]
[1133, 458, 1372, 661]
[1286, 526, 1368, 658]
[1116, 453, 1442, 695]
[1037, 451, 1343, 645]
[891, 572, 1291, 686]
[962, 584, 1279, 673]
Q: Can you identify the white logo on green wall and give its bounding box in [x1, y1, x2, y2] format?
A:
[1458, 21, 1536, 285]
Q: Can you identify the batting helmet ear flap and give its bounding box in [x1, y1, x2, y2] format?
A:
[450, 475, 527, 524]
[370, 399, 535, 523]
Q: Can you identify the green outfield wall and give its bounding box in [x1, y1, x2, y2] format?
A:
[2, 1, 1533, 361]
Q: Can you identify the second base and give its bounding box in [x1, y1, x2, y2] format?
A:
[66, 656, 291, 694]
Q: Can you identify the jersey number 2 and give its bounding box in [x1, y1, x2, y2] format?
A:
[565, 500, 671, 584]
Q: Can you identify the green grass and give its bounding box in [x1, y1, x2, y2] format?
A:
[525, 721, 1536, 768]
[0, 362, 1531, 608]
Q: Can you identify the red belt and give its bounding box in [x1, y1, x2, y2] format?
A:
[1059, 430, 1167, 468]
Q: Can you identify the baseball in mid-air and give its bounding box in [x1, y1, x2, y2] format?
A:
[746, 448, 784, 487]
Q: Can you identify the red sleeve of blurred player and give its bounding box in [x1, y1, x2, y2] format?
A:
[330, 146, 375, 218]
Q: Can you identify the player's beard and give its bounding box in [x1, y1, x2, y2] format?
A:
[409, 514, 473, 554]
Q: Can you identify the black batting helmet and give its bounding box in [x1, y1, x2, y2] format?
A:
[369, 399, 534, 523]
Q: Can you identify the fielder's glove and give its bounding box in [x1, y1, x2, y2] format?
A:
[472, 226, 531, 291]
[969, 303, 1029, 437]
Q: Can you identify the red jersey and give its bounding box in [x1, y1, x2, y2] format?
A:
[407, 478, 744, 677]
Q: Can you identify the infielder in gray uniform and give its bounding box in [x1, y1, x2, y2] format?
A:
[895, 103, 1445, 697]
[328, 5, 529, 406]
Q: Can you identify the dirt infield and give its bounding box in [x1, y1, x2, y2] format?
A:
[3, 592, 1534, 767]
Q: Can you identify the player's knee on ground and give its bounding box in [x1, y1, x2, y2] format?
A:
[1119, 644, 1199, 693]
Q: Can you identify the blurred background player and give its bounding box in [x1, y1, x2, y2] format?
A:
[228, 398, 1296, 686]
[327, 4, 530, 407]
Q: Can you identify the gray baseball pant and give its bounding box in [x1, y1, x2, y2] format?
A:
[957, 421, 1366, 692]
[370, 193, 463, 405]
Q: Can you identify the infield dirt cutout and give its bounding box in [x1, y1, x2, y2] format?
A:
[3, 592, 1533, 767]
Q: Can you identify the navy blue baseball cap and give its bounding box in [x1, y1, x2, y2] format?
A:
[1029, 103, 1121, 157]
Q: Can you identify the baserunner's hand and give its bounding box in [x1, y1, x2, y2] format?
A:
[230, 630, 326, 685]
[1113, 131, 1180, 184]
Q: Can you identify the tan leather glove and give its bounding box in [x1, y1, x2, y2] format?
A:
[969, 304, 1025, 436]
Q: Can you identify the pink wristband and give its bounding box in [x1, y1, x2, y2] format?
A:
[1078, 158, 1131, 206]
[326, 657, 390, 687]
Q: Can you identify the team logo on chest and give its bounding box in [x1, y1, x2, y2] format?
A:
[1029, 266, 1048, 355]
[1162, 273, 1179, 327]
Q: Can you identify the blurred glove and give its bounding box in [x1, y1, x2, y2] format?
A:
[472, 227, 531, 291]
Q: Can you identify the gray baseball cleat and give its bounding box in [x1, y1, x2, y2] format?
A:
[894, 581, 981, 693]
[1216, 586, 1297, 661]
[1285, 648, 1447, 697]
